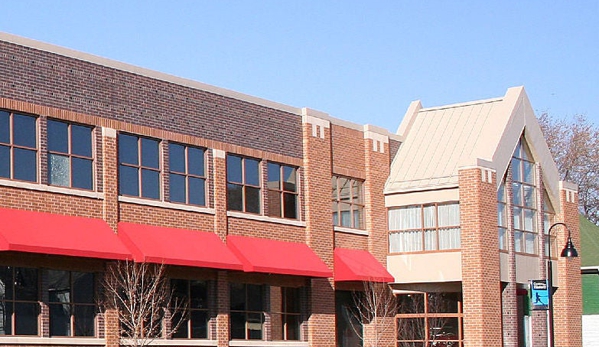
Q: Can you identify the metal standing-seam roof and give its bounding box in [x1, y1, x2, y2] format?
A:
[385, 86, 561, 209]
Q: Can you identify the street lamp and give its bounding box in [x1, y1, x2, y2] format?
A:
[546, 222, 578, 347]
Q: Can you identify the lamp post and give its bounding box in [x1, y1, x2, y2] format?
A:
[546, 222, 578, 347]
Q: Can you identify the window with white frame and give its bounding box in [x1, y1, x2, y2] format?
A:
[511, 140, 537, 254]
[331, 176, 364, 229]
[498, 182, 508, 250]
[388, 203, 460, 253]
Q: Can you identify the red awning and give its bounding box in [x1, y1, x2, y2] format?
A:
[0, 208, 131, 260]
[334, 248, 394, 282]
[227, 235, 332, 278]
[118, 222, 243, 271]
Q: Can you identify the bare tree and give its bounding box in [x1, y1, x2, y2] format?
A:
[538, 113, 599, 224]
[102, 261, 187, 347]
[349, 281, 398, 347]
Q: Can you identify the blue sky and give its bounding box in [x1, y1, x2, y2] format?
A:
[1, 1, 597, 132]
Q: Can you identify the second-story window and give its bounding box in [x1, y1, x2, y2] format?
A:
[118, 134, 160, 199]
[168, 143, 206, 206]
[267, 163, 298, 219]
[227, 155, 260, 214]
[331, 176, 364, 229]
[47, 120, 93, 190]
[0, 110, 37, 182]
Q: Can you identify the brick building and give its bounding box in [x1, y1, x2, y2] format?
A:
[386, 87, 582, 346]
[0, 32, 582, 347]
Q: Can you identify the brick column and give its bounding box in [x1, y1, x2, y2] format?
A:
[216, 271, 230, 347]
[363, 126, 391, 264]
[301, 108, 335, 347]
[553, 181, 582, 347]
[503, 166, 519, 347]
[102, 127, 119, 231]
[212, 149, 228, 242]
[459, 166, 503, 346]
[532, 165, 548, 347]
[104, 309, 120, 347]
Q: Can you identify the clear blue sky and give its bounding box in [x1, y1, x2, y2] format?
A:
[1, 1, 597, 132]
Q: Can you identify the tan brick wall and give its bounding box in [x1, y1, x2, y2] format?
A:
[459, 167, 503, 346]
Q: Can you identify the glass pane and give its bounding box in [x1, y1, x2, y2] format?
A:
[74, 305, 95, 336]
[15, 302, 39, 335]
[226, 155, 242, 183]
[171, 310, 188, 338]
[0, 301, 12, 335]
[169, 143, 185, 173]
[190, 280, 207, 309]
[523, 185, 535, 208]
[0, 145, 10, 178]
[247, 312, 263, 339]
[72, 272, 94, 304]
[397, 317, 425, 340]
[72, 158, 93, 190]
[47, 120, 68, 153]
[71, 124, 92, 157]
[339, 202, 351, 227]
[230, 312, 246, 339]
[141, 138, 159, 168]
[497, 182, 506, 202]
[514, 231, 523, 252]
[141, 169, 160, 199]
[511, 158, 521, 182]
[499, 227, 507, 250]
[513, 207, 522, 230]
[512, 182, 522, 205]
[227, 183, 243, 211]
[190, 310, 208, 338]
[525, 233, 536, 254]
[338, 177, 350, 201]
[268, 190, 282, 217]
[13, 148, 36, 182]
[267, 163, 280, 190]
[229, 283, 245, 311]
[524, 209, 536, 232]
[50, 303, 71, 336]
[187, 147, 205, 176]
[49, 154, 70, 187]
[118, 134, 138, 165]
[169, 173, 185, 203]
[13, 114, 36, 148]
[188, 177, 206, 206]
[245, 186, 261, 214]
[423, 205, 436, 228]
[48, 270, 70, 303]
[283, 166, 296, 192]
[15, 268, 38, 301]
[119, 165, 139, 196]
[247, 284, 263, 312]
[523, 161, 535, 183]
[498, 203, 506, 226]
[0, 267, 14, 300]
[429, 317, 459, 343]
[0, 111, 9, 143]
[352, 180, 363, 204]
[352, 205, 362, 229]
[283, 192, 297, 219]
[244, 158, 260, 186]
[424, 229, 437, 250]
[331, 177, 337, 199]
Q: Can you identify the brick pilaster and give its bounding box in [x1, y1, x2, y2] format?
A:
[102, 127, 119, 231]
[503, 165, 519, 347]
[216, 271, 230, 347]
[212, 149, 228, 242]
[301, 109, 335, 347]
[459, 167, 503, 346]
[553, 182, 582, 347]
[104, 309, 120, 347]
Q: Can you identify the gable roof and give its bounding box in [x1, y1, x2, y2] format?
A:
[385, 86, 561, 209]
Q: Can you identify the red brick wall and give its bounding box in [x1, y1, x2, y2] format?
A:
[554, 186, 582, 347]
[459, 167, 503, 346]
[331, 125, 366, 179]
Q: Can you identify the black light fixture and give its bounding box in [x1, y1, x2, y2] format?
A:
[546, 222, 578, 347]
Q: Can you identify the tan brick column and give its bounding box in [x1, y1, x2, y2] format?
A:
[104, 309, 120, 347]
[301, 108, 335, 347]
[553, 181, 582, 347]
[458, 166, 502, 346]
[102, 127, 119, 231]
